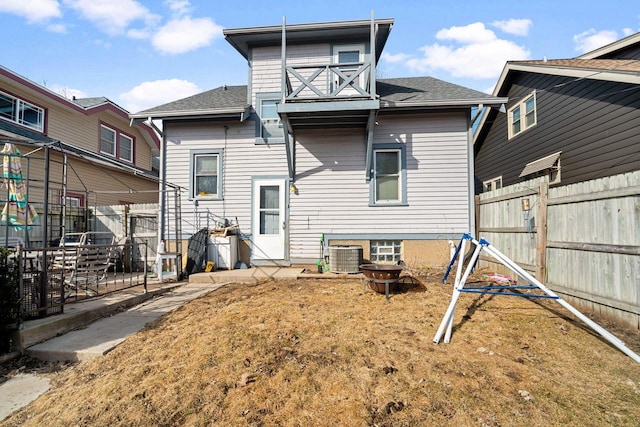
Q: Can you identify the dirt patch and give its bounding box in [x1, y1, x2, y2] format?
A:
[2, 268, 640, 426]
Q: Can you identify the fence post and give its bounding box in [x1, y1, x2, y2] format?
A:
[536, 181, 549, 282]
[474, 195, 480, 240]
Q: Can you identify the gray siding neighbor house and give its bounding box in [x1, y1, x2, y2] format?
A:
[474, 32, 640, 193]
[131, 16, 504, 268]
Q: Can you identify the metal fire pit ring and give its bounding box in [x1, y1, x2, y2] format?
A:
[359, 264, 404, 301]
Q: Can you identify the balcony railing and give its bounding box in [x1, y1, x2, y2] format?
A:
[284, 61, 374, 101]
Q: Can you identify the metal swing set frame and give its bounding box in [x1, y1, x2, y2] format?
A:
[433, 233, 640, 364]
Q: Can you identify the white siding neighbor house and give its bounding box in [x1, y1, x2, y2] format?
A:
[131, 16, 505, 268]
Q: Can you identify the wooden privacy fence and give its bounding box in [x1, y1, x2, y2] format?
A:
[477, 171, 640, 329]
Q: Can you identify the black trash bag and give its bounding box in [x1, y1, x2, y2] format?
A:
[183, 228, 209, 277]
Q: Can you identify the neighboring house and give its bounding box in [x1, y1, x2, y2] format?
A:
[132, 17, 504, 267]
[474, 32, 640, 193]
[0, 64, 160, 210]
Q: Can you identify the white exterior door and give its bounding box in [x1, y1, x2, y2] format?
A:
[333, 44, 365, 96]
[252, 178, 287, 262]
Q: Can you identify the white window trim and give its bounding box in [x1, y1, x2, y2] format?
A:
[0, 91, 45, 132]
[483, 176, 502, 192]
[119, 133, 134, 163]
[508, 91, 537, 139]
[100, 124, 117, 157]
[333, 44, 366, 93]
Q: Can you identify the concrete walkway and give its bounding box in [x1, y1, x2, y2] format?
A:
[25, 281, 224, 362]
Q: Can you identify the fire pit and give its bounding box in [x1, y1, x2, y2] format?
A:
[359, 264, 404, 301]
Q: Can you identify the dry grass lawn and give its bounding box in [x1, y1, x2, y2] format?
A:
[2, 268, 640, 426]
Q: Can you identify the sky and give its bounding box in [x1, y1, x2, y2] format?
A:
[1, 0, 639, 113]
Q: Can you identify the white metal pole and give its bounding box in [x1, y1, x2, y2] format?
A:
[434, 241, 483, 344]
[483, 241, 640, 364]
[445, 238, 468, 342]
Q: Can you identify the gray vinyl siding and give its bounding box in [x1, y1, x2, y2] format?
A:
[164, 120, 287, 236]
[288, 112, 470, 260]
[165, 112, 471, 260]
[475, 72, 640, 190]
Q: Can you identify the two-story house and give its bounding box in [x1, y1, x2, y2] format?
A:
[132, 16, 505, 268]
[0, 64, 161, 244]
[474, 32, 640, 192]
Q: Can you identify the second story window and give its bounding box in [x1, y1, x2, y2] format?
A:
[119, 134, 133, 163]
[508, 92, 536, 139]
[255, 93, 283, 143]
[100, 125, 116, 156]
[0, 91, 45, 132]
[100, 124, 135, 161]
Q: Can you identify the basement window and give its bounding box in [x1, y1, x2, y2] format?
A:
[370, 240, 402, 263]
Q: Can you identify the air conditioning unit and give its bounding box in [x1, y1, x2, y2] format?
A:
[329, 245, 363, 274]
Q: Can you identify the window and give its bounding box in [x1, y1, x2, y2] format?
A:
[61, 192, 85, 208]
[508, 92, 536, 139]
[255, 93, 283, 143]
[370, 240, 402, 263]
[0, 91, 45, 131]
[100, 124, 135, 161]
[370, 144, 407, 205]
[119, 134, 133, 162]
[100, 125, 116, 156]
[190, 149, 223, 199]
[483, 176, 502, 192]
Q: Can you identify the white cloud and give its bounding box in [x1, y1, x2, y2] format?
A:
[491, 19, 532, 36]
[381, 52, 411, 63]
[120, 79, 201, 113]
[405, 22, 530, 80]
[47, 22, 67, 33]
[151, 16, 222, 54]
[0, 0, 61, 22]
[573, 29, 619, 54]
[622, 28, 634, 37]
[165, 0, 191, 17]
[50, 84, 87, 100]
[62, 0, 160, 36]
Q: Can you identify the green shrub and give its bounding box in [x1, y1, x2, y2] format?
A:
[0, 248, 21, 354]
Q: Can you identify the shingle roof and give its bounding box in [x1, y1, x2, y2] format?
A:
[72, 97, 110, 108]
[133, 85, 248, 117]
[378, 77, 499, 105]
[134, 78, 501, 119]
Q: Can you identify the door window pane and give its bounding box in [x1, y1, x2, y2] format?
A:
[260, 185, 279, 234]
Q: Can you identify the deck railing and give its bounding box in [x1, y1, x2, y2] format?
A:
[284, 62, 374, 101]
